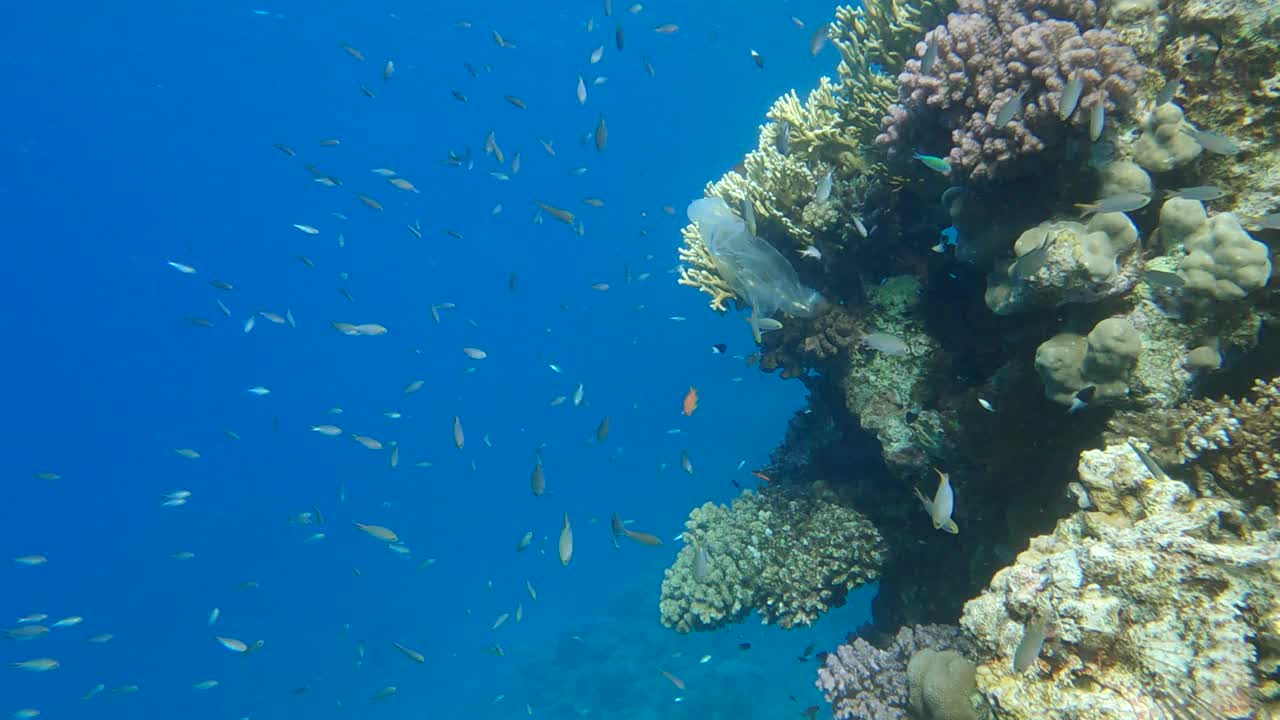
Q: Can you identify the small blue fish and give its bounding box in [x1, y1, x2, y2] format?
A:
[913, 152, 951, 174]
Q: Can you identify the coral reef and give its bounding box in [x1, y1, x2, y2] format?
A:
[817, 624, 975, 720]
[659, 485, 883, 633]
[960, 442, 1280, 720]
[879, 0, 1145, 180]
[984, 211, 1141, 315]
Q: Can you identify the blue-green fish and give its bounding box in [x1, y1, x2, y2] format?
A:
[913, 152, 951, 174]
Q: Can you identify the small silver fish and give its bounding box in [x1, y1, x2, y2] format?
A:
[1164, 185, 1228, 202]
[1241, 212, 1280, 231]
[1012, 232, 1058, 279]
[741, 198, 757, 237]
[994, 89, 1024, 126]
[913, 467, 958, 534]
[861, 332, 909, 356]
[815, 170, 833, 203]
[1128, 440, 1169, 482]
[1142, 269, 1186, 289]
[692, 542, 709, 582]
[920, 33, 938, 75]
[1059, 72, 1082, 120]
[1089, 98, 1106, 141]
[1074, 193, 1149, 216]
[1155, 76, 1180, 106]
[775, 120, 791, 155]
[1013, 615, 1051, 672]
[1182, 127, 1241, 156]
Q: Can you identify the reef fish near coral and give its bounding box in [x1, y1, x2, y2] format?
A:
[558, 514, 572, 565]
[914, 468, 958, 534]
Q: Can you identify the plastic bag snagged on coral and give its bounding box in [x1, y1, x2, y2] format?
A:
[687, 197, 822, 338]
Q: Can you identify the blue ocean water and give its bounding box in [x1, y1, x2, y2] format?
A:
[3, 1, 873, 717]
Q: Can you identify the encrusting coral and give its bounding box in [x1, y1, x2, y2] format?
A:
[960, 441, 1280, 720]
[817, 624, 976, 720]
[658, 485, 883, 633]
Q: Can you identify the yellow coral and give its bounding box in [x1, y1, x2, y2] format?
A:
[677, 223, 737, 312]
[830, 0, 951, 145]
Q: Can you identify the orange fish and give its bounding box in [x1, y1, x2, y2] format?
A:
[682, 386, 698, 416]
[660, 669, 685, 690]
[751, 471, 771, 484]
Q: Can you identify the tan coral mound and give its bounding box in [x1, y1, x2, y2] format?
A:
[960, 442, 1280, 720]
[659, 485, 883, 633]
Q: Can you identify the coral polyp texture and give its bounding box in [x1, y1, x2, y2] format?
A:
[960, 442, 1280, 720]
[658, 486, 883, 633]
[878, 0, 1145, 180]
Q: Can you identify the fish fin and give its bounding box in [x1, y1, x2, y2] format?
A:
[1072, 203, 1095, 216]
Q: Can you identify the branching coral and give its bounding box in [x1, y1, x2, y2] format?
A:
[831, 0, 951, 148]
[817, 624, 975, 720]
[960, 442, 1280, 720]
[678, 222, 738, 311]
[878, 0, 1145, 180]
[659, 485, 883, 633]
[1174, 375, 1280, 504]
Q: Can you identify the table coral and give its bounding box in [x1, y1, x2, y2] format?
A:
[960, 442, 1280, 720]
[658, 486, 883, 633]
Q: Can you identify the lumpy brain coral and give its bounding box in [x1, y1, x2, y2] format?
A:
[659, 486, 883, 632]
